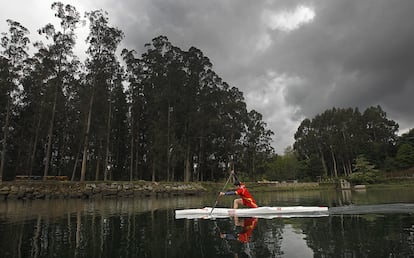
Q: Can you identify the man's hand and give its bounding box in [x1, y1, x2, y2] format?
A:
[230, 170, 235, 174]
[219, 192, 225, 196]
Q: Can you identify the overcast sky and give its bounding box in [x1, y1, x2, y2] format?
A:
[1, 0, 413, 154]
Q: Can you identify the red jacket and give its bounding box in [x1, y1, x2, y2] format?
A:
[235, 184, 258, 208]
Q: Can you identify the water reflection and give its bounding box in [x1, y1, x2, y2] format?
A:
[218, 217, 258, 243]
[0, 188, 414, 257]
[0, 197, 204, 258]
[280, 224, 313, 257]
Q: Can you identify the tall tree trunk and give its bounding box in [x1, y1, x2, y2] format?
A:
[95, 154, 101, 181]
[129, 129, 134, 181]
[252, 152, 256, 176]
[104, 100, 112, 181]
[135, 138, 139, 179]
[172, 166, 175, 182]
[43, 85, 58, 179]
[330, 146, 338, 178]
[318, 145, 328, 177]
[71, 138, 83, 181]
[29, 106, 43, 176]
[71, 152, 79, 181]
[151, 158, 156, 182]
[167, 105, 171, 181]
[184, 144, 191, 182]
[80, 85, 95, 182]
[347, 159, 353, 175]
[198, 136, 203, 181]
[342, 160, 347, 176]
[0, 97, 11, 182]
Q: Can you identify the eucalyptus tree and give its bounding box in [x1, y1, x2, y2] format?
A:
[181, 47, 249, 181]
[107, 67, 128, 180]
[318, 108, 359, 177]
[164, 45, 187, 181]
[395, 143, 414, 169]
[398, 128, 414, 148]
[37, 2, 82, 179]
[139, 36, 173, 181]
[17, 52, 50, 176]
[122, 49, 145, 181]
[294, 118, 329, 179]
[80, 9, 124, 182]
[0, 19, 30, 181]
[0, 57, 11, 180]
[317, 109, 340, 177]
[294, 106, 399, 179]
[125, 35, 274, 182]
[189, 65, 229, 181]
[243, 110, 274, 175]
[181, 46, 213, 181]
[123, 41, 172, 182]
[213, 84, 248, 175]
[361, 105, 399, 166]
[192, 69, 224, 180]
[297, 108, 362, 178]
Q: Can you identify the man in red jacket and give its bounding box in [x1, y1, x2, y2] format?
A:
[219, 171, 258, 209]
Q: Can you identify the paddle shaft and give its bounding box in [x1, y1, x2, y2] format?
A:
[210, 172, 233, 215]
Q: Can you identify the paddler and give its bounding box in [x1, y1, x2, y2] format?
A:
[219, 171, 258, 209]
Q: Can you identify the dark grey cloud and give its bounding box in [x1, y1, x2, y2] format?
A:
[1, 0, 413, 153]
[278, 0, 414, 112]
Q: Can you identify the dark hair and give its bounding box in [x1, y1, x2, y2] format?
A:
[233, 181, 241, 186]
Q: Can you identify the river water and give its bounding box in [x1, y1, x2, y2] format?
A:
[1, 186, 414, 257]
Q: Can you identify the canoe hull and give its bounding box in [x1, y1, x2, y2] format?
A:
[175, 206, 329, 219]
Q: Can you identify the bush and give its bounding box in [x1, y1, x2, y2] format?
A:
[347, 171, 385, 184]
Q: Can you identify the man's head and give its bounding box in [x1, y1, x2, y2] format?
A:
[234, 181, 241, 187]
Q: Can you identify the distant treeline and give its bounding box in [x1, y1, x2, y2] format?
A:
[0, 2, 274, 182]
[265, 106, 414, 182]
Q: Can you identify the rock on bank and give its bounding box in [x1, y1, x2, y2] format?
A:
[0, 181, 206, 200]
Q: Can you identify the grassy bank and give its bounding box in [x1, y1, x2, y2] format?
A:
[199, 181, 334, 193]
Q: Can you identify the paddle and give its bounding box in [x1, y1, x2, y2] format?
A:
[210, 171, 233, 216]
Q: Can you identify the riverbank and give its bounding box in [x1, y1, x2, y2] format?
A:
[0, 180, 329, 201]
[0, 181, 207, 200]
[1, 178, 413, 201]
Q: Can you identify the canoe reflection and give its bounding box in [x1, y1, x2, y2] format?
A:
[219, 217, 258, 243]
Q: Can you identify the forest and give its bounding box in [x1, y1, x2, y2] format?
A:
[0, 2, 274, 182]
[1, 2, 413, 183]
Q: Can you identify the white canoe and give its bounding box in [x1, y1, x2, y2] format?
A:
[175, 206, 329, 219]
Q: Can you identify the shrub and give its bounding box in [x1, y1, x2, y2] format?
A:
[347, 171, 385, 184]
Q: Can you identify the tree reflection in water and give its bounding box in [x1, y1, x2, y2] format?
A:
[0, 193, 414, 257]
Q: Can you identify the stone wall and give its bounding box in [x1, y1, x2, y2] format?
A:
[0, 181, 206, 200]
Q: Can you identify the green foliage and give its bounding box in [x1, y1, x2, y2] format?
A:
[353, 155, 379, 173]
[264, 148, 300, 181]
[398, 128, 414, 146]
[0, 19, 30, 180]
[347, 172, 384, 184]
[395, 143, 414, 169]
[348, 155, 383, 184]
[294, 106, 399, 179]
[297, 155, 325, 181]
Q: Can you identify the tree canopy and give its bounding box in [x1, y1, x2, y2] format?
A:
[0, 2, 274, 182]
[292, 106, 401, 180]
